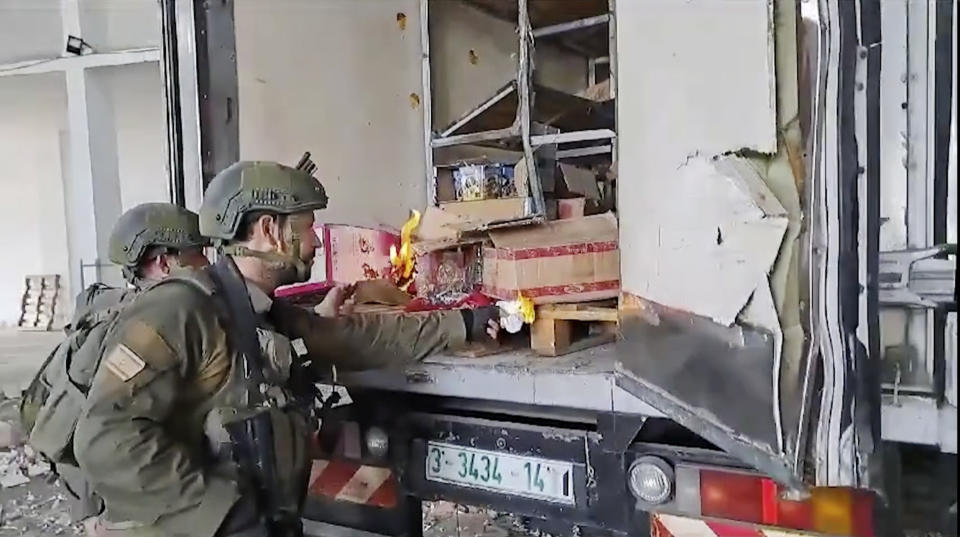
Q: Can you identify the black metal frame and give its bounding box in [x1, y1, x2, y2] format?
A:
[396, 409, 648, 536]
[192, 0, 239, 190]
[159, 0, 185, 207]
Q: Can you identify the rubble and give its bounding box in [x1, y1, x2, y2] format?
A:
[1, 397, 80, 537]
[423, 502, 527, 537]
[0, 469, 29, 489]
[0, 421, 20, 450]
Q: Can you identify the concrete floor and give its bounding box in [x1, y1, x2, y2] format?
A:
[0, 330, 61, 399]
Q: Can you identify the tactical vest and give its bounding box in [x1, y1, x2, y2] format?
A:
[22, 284, 134, 464]
[152, 260, 313, 534]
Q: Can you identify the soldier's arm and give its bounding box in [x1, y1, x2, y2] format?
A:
[74, 286, 240, 537]
[270, 300, 467, 371]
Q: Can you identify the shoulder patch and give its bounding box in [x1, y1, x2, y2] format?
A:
[103, 344, 147, 382]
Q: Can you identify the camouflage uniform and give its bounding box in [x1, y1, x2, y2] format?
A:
[20, 203, 208, 533]
[74, 162, 475, 537]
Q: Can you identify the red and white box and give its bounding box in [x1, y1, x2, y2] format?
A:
[321, 224, 400, 285]
[481, 213, 620, 304]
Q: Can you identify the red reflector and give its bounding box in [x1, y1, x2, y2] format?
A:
[851, 489, 875, 537]
[694, 467, 875, 537]
[700, 470, 765, 524]
[777, 496, 814, 530]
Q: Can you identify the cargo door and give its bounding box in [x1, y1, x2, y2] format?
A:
[613, 0, 881, 491]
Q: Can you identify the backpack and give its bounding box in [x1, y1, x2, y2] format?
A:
[19, 283, 134, 465]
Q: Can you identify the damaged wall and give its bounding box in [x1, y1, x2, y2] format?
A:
[616, 0, 810, 472]
[234, 0, 587, 229]
[616, 0, 779, 320]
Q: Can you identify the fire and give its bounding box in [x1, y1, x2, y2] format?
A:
[516, 292, 535, 323]
[390, 209, 421, 291]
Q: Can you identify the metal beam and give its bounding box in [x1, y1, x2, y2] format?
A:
[420, 0, 436, 207]
[429, 126, 520, 148]
[160, 0, 185, 207]
[531, 129, 616, 146]
[172, 0, 204, 212]
[517, 0, 545, 217]
[193, 0, 239, 189]
[556, 145, 613, 159]
[438, 84, 514, 138]
[532, 14, 610, 38]
[0, 49, 160, 78]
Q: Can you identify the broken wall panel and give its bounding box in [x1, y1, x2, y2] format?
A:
[616, 0, 778, 313]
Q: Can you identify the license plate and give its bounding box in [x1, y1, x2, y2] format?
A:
[425, 442, 575, 505]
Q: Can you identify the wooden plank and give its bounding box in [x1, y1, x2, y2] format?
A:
[531, 318, 572, 356]
[536, 307, 617, 322]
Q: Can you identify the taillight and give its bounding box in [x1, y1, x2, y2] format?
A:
[699, 470, 767, 524]
[672, 465, 875, 536]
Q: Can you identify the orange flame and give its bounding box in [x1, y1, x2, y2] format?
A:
[389, 209, 421, 291]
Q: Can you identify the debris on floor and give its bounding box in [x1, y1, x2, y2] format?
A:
[423, 502, 523, 537]
[0, 396, 79, 537]
[0, 421, 19, 450]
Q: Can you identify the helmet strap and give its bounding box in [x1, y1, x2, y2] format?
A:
[220, 213, 312, 284]
[220, 245, 310, 284]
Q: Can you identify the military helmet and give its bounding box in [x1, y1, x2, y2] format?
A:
[199, 160, 328, 243]
[108, 203, 208, 272]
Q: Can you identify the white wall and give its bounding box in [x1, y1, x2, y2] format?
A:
[0, 1, 166, 320]
[235, 0, 426, 230]
[80, 0, 161, 52]
[0, 0, 62, 64]
[235, 0, 587, 230]
[0, 74, 70, 327]
[93, 62, 169, 210]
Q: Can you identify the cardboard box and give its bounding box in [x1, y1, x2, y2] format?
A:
[439, 198, 530, 225]
[453, 163, 516, 200]
[414, 245, 483, 300]
[482, 214, 620, 304]
[557, 197, 586, 220]
[411, 208, 484, 300]
[321, 224, 400, 285]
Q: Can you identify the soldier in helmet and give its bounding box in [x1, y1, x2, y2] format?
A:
[74, 161, 498, 537]
[108, 201, 211, 286]
[20, 202, 210, 537]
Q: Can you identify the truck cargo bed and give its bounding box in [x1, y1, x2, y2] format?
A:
[342, 344, 662, 416]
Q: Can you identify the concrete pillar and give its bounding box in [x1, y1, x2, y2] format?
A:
[63, 67, 124, 291]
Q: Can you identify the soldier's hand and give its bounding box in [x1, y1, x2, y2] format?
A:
[314, 284, 356, 318]
[462, 306, 500, 343]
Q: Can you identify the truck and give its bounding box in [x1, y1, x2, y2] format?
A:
[157, 0, 957, 536]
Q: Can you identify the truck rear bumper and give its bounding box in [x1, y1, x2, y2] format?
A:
[652, 514, 828, 537]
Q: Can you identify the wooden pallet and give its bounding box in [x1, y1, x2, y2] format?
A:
[530, 302, 618, 356]
[18, 274, 61, 331]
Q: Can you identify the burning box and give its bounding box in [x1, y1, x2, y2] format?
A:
[482, 214, 620, 304]
[408, 208, 485, 302]
[413, 245, 483, 300]
[321, 224, 400, 285]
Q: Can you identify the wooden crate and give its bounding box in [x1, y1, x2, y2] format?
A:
[18, 274, 61, 331]
[530, 301, 618, 356]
